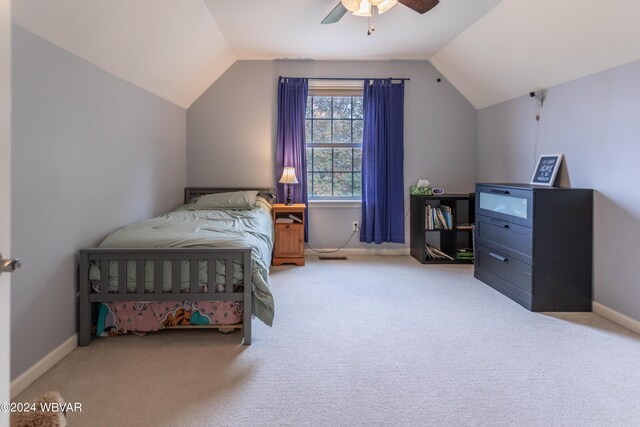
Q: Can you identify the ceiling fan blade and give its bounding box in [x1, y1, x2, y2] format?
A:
[398, 0, 440, 14]
[322, 2, 348, 24]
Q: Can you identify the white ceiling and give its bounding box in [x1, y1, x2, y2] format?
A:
[430, 0, 640, 109]
[12, 0, 235, 108]
[204, 0, 501, 60]
[13, 0, 640, 110]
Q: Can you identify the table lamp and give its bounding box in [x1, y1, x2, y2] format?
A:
[279, 167, 298, 206]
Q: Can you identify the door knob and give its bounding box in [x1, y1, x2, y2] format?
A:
[0, 253, 20, 273]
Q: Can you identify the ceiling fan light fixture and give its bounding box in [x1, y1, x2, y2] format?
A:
[341, 0, 362, 12]
[353, 0, 372, 17]
[377, 0, 398, 14]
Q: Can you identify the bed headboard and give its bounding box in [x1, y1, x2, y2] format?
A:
[184, 187, 277, 205]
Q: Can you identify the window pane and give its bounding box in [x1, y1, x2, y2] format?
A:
[306, 97, 312, 119]
[305, 119, 312, 142]
[353, 147, 362, 171]
[353, 173, 362, 196]
[306, 147, 312, 171]
[313, 120, 331, 143]
[333, 148, 353, 172]
[313, 148, 332, 172]
[313, 96, 331, 119]
[353, 97, 363, 119]
[332, 120, 351, 143]
[313, 173, 332, 196]
[334, 173, 353, 196]
[352, 120, 363, 144]
[332, 97, 351, 119]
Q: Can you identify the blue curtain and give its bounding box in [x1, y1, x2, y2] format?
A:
[360, 79, 405, 244]
[275, 77, 309, 241]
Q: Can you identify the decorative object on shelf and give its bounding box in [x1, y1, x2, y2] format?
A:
[432, 188, 445, 195]
[410, 186, 432, 196]
[279, 167, 298, 205]
[530, 154, 563, 186]
[410, 178, 432, 196]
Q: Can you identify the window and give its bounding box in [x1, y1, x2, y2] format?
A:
[305, 93, 363, 200]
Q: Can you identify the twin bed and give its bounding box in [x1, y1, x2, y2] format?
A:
[78, 187, 276, 346]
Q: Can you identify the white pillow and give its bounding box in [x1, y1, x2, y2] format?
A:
[189, 191, 259, 210]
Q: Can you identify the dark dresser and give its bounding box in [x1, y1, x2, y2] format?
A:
[474, 183, 593, 311]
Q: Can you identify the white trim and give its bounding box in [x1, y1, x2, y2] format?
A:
[593, 302, 640, 335]
[308, 200, 361, 208]
[305, 247, 409, 256]
[10, 334, 77, 398]
[308, 79, 363, 90]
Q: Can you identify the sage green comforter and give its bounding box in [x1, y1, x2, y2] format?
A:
[88, 199, 274, 326]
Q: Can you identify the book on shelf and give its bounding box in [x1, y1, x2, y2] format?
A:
[425, 205, 453, 230]
[276, 218, 294, 223]
[289, 214, 302, 223]
[456, 248, 474, 260]
[424, 244, 454, 261]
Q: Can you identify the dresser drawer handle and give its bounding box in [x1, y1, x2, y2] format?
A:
[488, 218, 510, 229]
[490, 189, 510, 195]
[489, 252, 508, 262]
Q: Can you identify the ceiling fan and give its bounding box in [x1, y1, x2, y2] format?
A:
[322, 0, 440, 25]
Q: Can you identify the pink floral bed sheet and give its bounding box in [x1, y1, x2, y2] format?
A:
[97, 300, 243, 337]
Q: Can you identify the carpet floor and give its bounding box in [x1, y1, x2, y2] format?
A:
[15, 256, 640, 426]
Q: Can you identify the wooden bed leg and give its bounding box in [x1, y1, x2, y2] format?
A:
[243, 249, 252, 345]
[78, 251, 92, 346]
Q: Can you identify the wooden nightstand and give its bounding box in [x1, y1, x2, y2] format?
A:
[272, 203, 306, 266]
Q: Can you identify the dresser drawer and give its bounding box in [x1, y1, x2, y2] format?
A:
[476, 244, 533, 295]
[476, 185, 533, 227]
[475, 214, 533, 264]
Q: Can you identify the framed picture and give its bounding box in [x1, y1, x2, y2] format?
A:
[531, 154, 563, 186]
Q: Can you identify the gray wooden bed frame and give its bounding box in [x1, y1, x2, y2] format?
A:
[78, 187, 276, 347]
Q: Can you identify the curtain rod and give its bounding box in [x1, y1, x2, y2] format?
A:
[279, 76, 410, 81]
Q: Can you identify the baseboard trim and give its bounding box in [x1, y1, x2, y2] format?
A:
[11, 334, 77, 398]
[305, 248, 410, 256]
[593, 302, 640, 335]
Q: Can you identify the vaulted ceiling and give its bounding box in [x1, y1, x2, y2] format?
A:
[12, 0, 640, 110]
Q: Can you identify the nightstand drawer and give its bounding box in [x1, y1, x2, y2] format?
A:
[476, 243, 533, 295]
[475, 214, 533, 264]
[274, 223, 304, 258]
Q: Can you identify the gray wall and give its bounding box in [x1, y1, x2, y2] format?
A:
[188, 60, 477, 249]
[11, 26, 187, 378]
[477, 59, 640, 322]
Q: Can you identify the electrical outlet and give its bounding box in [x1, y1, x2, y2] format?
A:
[352, 221, 360, 231]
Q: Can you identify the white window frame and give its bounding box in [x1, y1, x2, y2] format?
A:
[306, 80, 364, 202]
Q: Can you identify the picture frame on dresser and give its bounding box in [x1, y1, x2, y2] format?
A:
[530, 154, 563, 186]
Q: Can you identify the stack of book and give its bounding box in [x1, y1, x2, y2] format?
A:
[425, 205, 453, 230]
[424, 244, 454, 261]
[456, 248, 474, 261]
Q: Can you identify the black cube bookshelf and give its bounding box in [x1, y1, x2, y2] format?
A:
[410, 193, 475, 264]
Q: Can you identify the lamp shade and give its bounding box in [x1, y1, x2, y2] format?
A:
[279, 167, 299, 184]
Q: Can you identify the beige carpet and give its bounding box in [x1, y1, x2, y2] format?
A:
[15, 256, 640, 426]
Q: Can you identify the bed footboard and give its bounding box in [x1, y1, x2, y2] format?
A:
[78, 248, 252, 346]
